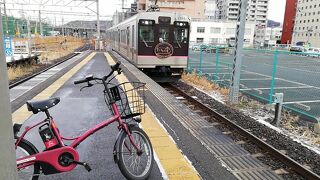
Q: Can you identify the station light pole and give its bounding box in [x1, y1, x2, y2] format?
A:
[96, 0, 100, 50]
[0, 5, 18, 180]
[229, 0, 248, 104]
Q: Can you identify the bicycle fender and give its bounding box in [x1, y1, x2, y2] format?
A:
[16, 138, 39, 154]
[113, 129, 125, 164]
[113, 124, 139, 164]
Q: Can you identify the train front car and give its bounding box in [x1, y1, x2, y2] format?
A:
[137, 12, 190, 76]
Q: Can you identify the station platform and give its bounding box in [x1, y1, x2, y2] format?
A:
[11, 51, 282, 179]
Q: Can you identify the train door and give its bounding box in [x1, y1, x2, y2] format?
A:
[156, 16, 172, 45]
[118, 29, 120, 51]
[127, 27, 130, 58]
[132, 25, 135, 62]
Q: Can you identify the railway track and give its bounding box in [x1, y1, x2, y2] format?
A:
[9, 43, 92, 89]
[161, 82, 320, 180]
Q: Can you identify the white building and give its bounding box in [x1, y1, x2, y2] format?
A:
[205, 0, 219, 20]
[190, 20, 256, 47]
[217, 0, 269, 27]
[255, 27, 282, 46]
[292, 0, 320, 47]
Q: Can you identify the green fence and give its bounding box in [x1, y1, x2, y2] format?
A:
[188, 46, 320, 123]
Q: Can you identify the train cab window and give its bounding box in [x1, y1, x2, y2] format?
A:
[139, 26, 154, 42]
[174, 21, 189, 44]
[159, 27, 170, 43]
[139, 20, 155, 43]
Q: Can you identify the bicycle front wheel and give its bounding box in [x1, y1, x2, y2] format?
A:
[118, 126, 154, 180]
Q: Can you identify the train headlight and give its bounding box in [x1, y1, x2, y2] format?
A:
[140, 20, 154, 25]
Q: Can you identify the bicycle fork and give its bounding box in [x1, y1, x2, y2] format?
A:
[113, 124, 142, 163]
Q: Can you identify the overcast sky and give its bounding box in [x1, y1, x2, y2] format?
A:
[267, 0, 286, 23]
[5, 0, 286, 24]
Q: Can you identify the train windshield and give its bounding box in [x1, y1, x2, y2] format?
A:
[139, 26, 154, 42]
[159, 27, 170, 42]
[174, 27, 188, 44]
[174, 21, 189, 44]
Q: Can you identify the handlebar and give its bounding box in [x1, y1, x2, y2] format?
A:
[74, 79, 88, 85]
[73, 62, 121, 85]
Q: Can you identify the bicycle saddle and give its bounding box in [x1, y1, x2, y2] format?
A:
[26, 97, 60, 114]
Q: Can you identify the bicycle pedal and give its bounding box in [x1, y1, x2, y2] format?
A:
[83, 163, 92, 172]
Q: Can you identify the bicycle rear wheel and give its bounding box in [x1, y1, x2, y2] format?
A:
[118, 127, 154, 180]
[16, 139, 40, 180]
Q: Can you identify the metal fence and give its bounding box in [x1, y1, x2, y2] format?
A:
[188, 46, 320, 123]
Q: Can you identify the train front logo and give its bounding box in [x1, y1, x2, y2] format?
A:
[154, 42, 174, 59]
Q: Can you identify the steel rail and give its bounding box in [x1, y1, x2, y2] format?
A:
[9, 44, 91, 89]
[165, 83, 320, 180]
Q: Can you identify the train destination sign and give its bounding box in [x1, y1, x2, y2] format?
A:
[154, 42, 174, 59]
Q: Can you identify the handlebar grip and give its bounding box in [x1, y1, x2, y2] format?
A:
[74, 79, 87, 85]
[111, 62, 121, 71]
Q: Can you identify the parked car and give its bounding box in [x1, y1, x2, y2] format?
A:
[305, 47, 320, 57]
[191, 44, 207, 51]
[289, 46, 304, 52]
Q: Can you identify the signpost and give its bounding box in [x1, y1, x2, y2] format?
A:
[4, 36, 13, 56]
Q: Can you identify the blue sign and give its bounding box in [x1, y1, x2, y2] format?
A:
[4, 37, 13, 57]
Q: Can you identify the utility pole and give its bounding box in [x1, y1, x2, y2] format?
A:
[4, 0, 9, 35]
[62, 17, 65, 36]
[27, 18, 32, 56]
[0, 5, 18, 180]
[229, 0, 248, 104]
[96, 0, 100, 50]
[39, 10, 43, 36]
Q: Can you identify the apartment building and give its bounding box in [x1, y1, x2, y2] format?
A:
[190, 20, 256, 47]
[292, 0, 320, 47]
[217, 0, 269, 27]
[136, 0, 206, 19]
[255, 27, 282, 46]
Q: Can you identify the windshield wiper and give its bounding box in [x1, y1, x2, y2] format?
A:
[142, 38, 152, 48]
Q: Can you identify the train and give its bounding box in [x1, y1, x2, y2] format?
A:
[106, 11, 190, 75]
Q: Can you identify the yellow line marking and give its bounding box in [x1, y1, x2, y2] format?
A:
[104, 52, 200, 179]
[12, 52, 96, 124]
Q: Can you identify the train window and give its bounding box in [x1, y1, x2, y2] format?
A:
[174, 27, 188, 44]
[139, 26, 154, 42]
[159, 27, 170, 43]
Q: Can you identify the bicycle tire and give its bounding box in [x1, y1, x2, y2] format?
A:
[117, 127, 154, 180]
[16, 139, 41, 180]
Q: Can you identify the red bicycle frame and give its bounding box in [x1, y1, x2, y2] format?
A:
[16, 102, 141, 174]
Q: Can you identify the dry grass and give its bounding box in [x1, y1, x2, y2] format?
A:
[9, 36, 84, 81]
[14, 36, 84, 62]
[7, 64, 39, 81]
[182, 71, 229, 97]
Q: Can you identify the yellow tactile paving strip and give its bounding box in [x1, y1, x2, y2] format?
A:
[12, 52, 96, 124]
[105, 52, 200, 180]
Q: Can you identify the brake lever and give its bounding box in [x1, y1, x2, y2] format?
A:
[80, 82, 94, 91]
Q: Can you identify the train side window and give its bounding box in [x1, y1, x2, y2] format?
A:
[139, 26, 154, 42]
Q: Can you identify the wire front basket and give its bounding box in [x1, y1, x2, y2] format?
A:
[105, 82, 146, 119]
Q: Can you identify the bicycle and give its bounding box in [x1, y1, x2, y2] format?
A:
[14, 62, 154, 180]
